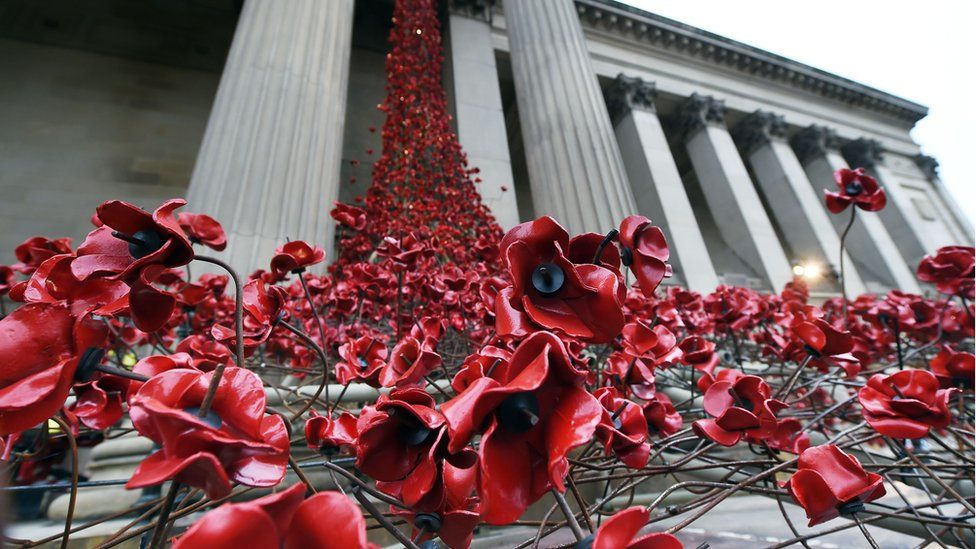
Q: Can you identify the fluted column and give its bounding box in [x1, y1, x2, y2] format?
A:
[913, 154, 973, 240]
[448, 2, 520, 229]
[502, 0, 637, 234]
[608, 75, 717, 292]
[793, 126, 921, 293]
[677, 94, 793, 291]
[185, 0, 354, 271]
[842, 139, 933, 267]
[734, 111, 866, 295]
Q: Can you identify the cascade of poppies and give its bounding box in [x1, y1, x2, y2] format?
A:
[332, 0, 503, 268]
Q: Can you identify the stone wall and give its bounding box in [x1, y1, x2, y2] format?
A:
[0, 38, 218, 263]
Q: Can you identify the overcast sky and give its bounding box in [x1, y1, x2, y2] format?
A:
[623, 0, 974, 231]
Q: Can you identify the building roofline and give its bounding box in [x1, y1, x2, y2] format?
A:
[577, 0, 929, 123]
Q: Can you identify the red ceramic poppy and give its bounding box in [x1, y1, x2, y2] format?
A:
[594, 387, 650, 469]
[128, 263, 178, 332]
[270, 241, 326, 276]
[825, 168, 886, 213]
[607, 351, 658, 401]
[12, 236, 73, 275]
[69, 373, 128, 430]
[678, 336, 719, 378]
[72, 199, 193, 283]
[174, 483, 378, 549]
[858, 369, 954, 439]
[212, 279, 287, 350]
[692, 374, 785, 447]
[391, 461, 481, 549]
[19, 253, 129, 319]
[177, 212, 227, 251]
[331, 202, 368, 231]
[129, 353, 196, 396]
[306, 411, 359, 455]
[929, 345, 975, 388]
[784, 444, 885, 526]
[0, 265, 15, 295]
[588, 506, 683, 548]
[336, 336, 388, 386]
[917, 246, 975, 299]
[766, 417, 811, 455]
[495, 216, 624, 343]
[441, 331, 601, 524]
[641, 392, 683, 439]
[175, 336, 233, 371]
[379, 336, 441, 388]
[618, 215, 671, 298]
[0, 303, 106, 435]
[127, 367, 289, 498]
[790, 319, 860, 377]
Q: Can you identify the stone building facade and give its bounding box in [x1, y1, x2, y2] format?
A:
[0, 0, 970, 297]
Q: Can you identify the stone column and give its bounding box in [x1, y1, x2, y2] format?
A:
[914, 154, 973, 239]
[842, 139, 933, 267]
[447, 1, 520, 230]
[185, 0, 354, 271]
[677, 94, 793, 291]
[793, 126, 921, 293]
[501, 0, 638, 234]
[608, 75, 718, 292]
[734, 111, 866, 296]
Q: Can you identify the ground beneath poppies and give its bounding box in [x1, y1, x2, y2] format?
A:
[469, 493, 943, 548]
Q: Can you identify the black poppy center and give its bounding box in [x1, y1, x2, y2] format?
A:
[113, 229, 167, 259]
[390, 409, 434, 446]
[358, 357, 370, 370]
[802, 344, 822, 358]
[729, 389, 754, 411]
[414, 512, 443, 533]
[620, 247, 634, 267]
[837, 500, 864, 516]
[531, 263, 565, 297]
[75, 347, 105, 382]
[573, 534, 595, 549]
[497, 392, 541, 433]
[844, 181, 863, 196]
[184, 407, 223, 429]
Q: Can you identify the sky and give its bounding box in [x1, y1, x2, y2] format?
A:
[622, 0, 975, 230]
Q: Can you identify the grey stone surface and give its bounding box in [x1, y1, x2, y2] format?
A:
[737, 111, 866, 295]
[185, 0, 354, 272]
[502, 0, 638, 235]
[797, 135, 922, 293]
[448, 13, 521, 230]
[679, 96, 793, 291]
[0, 38, 217, 264]
[611, 76, 718, 292]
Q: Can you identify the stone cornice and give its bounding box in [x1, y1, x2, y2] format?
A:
[733, 110, 786, 156]
[607, 73, 657, 123]
[572, 0, 929, 124]
[791, 125, 840, 165]
[842, 138, 885, 169]
[677, 93, 726, 142]
[913, 154, 939, 180]
[449, 0, 493, 20]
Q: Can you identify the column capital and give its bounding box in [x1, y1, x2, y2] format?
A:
[842, 137, 884, 170]
[676, 93, 726, 142]
[448, 0, 492, 20]
[913, 153, 939, 180]
[607, 74, 657, 123]
[790, 124, 840, 165]
[732, 110, 786, 156]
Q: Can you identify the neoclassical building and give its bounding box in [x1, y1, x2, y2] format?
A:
[0, 0, 970, 297]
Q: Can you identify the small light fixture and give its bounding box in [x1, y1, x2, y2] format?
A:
[792, 260, 823, 280]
